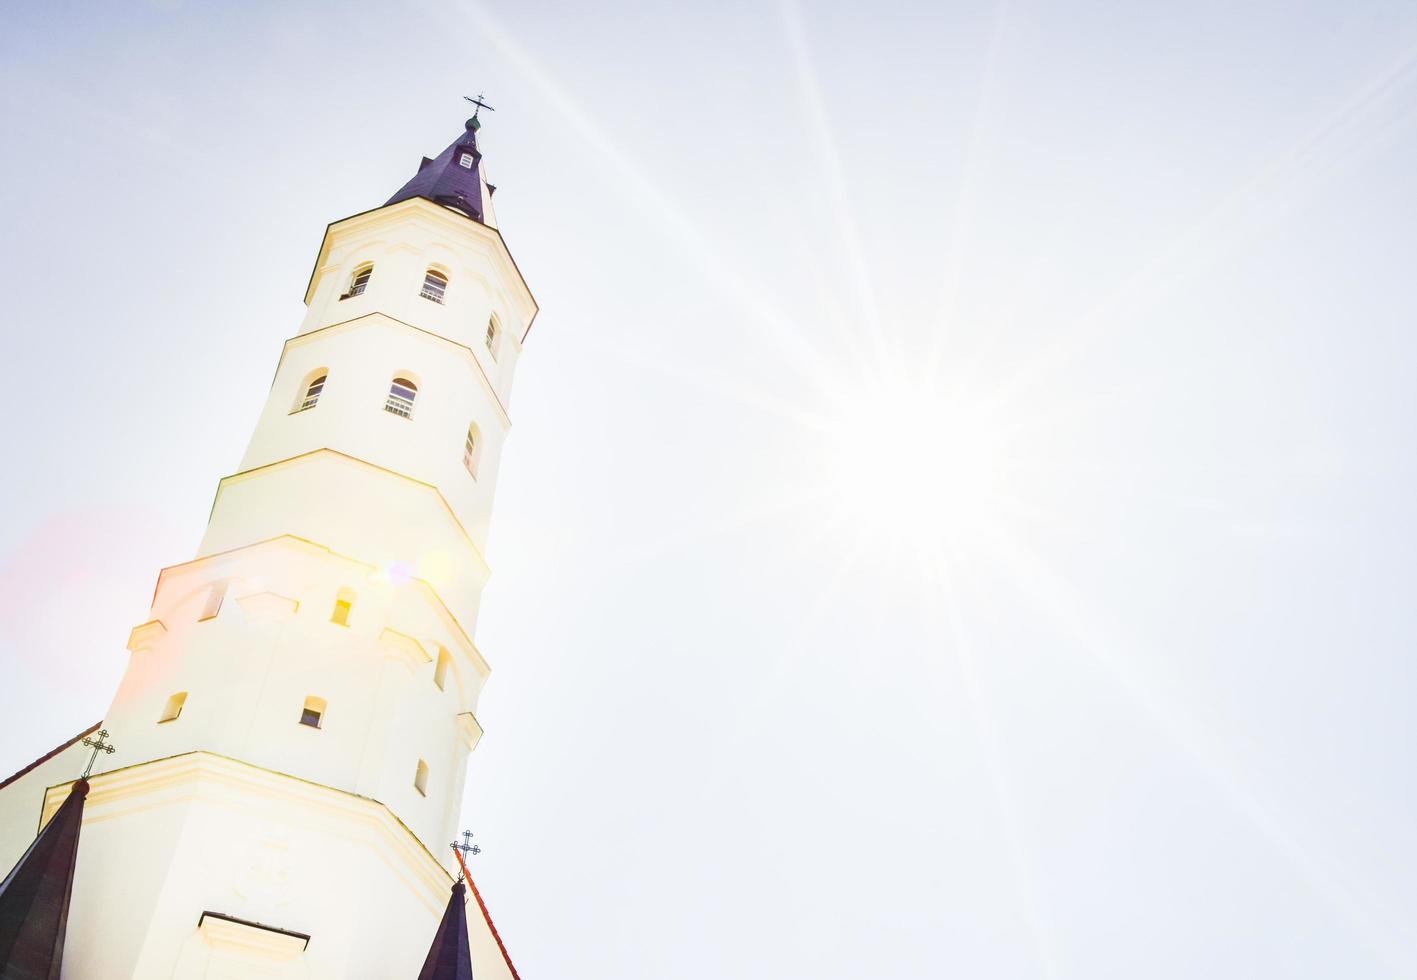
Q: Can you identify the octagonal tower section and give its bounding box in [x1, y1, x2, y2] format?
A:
[98, 122, 536, 868]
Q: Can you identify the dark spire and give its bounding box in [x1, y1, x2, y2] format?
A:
[0, 779, 88, 980]
[416, 880, 475, 980]
[387, 119, 489, 223]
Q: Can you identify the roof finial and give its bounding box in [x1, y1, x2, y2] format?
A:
[463, 93, 496, 132]
[450, 830, 481, 882]
[79, 728, 116, 780]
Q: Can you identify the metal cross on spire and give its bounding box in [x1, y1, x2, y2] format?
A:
[450, 829, 481, 882]
[463, 93, 496, 118]
[80, 728, 116, 779]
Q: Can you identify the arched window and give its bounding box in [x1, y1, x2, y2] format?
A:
[462, 424, 481, 478]
[414, 759, 430, 796]
[419, 269, 448, 304]
[159, 692, 187, 723]
[343, 263, 373, 300]
[331, 587, 355, 626]
[434, 647, 452, 690]
[485, 317, 499, 360]
[385, 377, 417, 418]
[300, 696, 327, 729]
[293, 371, 327, 413]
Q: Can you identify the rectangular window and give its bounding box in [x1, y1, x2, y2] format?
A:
[159, 692, 187, 723]
[434, 648, 451, 691]
[463, 430, 478, 477]
[459, 152, 475, 169]
[199, 581, 227, 621]
[331, 598, 352, 626]
[300, 696, 327, 728]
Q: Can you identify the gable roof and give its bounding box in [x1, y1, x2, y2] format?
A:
[0, 723, 99, 792]
[418, 881, 476, 980]
[387, 120, 489, 224]
[0, 778, 88, 979]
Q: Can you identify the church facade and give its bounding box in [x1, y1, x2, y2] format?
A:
[0, 113, 534, 979]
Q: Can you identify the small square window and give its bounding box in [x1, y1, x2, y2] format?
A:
[434, 648, 451, 690]
[159, 692, 187, 724]
[300, 695, 327, 729]
[331, 587, 355, 626]
[458, 152, 475, 169]
[199, 581, 227, 621]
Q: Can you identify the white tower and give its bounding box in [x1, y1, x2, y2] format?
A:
[0, 115, 535, 978]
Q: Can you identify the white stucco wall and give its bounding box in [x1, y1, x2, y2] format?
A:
[103, 536, 485, 854]
[34, 755, 518, 980]
[0, 191, 536, 977]
[299, 199, 530, 412]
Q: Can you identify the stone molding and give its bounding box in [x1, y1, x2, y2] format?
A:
[147, 534, 491, 681]
[198, 911, 310, 957]
[126, 619, 168, 652]
[40, 751, 456, 911]
[456, 712, 484, 752]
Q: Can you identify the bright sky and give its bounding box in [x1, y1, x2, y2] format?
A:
[4, 1, 1417, 976]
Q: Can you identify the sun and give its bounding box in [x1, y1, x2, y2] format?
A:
[807, 366, 1013, 552]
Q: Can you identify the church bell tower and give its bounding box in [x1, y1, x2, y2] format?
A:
[0, 113, 535, 979]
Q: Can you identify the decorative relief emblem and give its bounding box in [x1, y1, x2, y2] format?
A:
[234, 831, 295, 907]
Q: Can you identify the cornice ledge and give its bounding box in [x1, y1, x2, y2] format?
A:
[42, 752, 456, 901]
[456, 712, 483, 752]
[280, 313, 512, 428]
[126, 619, 167, 653]
[198, 911, 309, 956]
[157, 533, 486, 673]
[206, 450, 492, 583]
[309, 200, 537, 327]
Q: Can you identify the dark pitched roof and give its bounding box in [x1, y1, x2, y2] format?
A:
[0, 723, 100, 792]
[417, 881, 475, 980]
[0, 779, 88, 980]
[386, 119, 488, 223]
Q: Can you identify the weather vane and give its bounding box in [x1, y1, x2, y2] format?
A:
[80, 728, 116, 779]
[450, 829, 481, 882]
[463, 93, 496, 118]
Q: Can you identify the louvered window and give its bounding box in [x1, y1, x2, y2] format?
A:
[420, 270, 447, 304]
[463, 426, 479, 477]
[385, 377, 417, 418]
[295, 373, 326, 412]
[343, 264, 373, 299]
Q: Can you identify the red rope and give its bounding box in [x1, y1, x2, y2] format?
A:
[451, 844, 521, 980]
